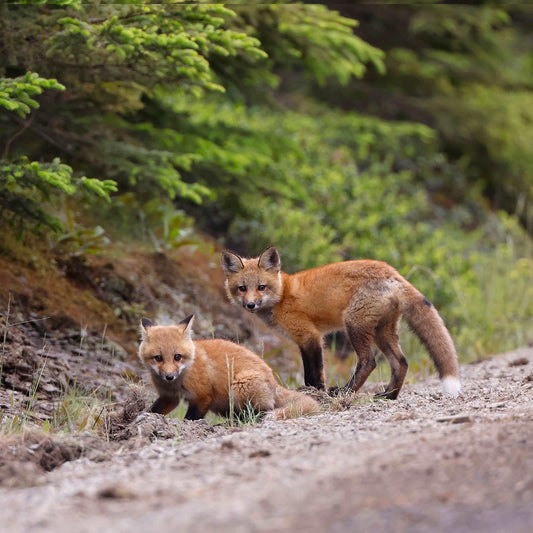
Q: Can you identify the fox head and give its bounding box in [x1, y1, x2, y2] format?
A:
[221, 246, 282, 313]
[139, 315, 195, 383]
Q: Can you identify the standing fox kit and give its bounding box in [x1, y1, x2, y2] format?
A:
[222, 246, 461, 399]
[138, 315, 319, 420]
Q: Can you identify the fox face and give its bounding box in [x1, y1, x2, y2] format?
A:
[139, 315, 195, 383]
[221, 247, 282, 313]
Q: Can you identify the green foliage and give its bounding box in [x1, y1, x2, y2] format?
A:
[0, 2, 270, 216]
[53, 225, 110, 256]
[215, 103, 470, 290]
[230, 2, 385, 86]
[0, 2, 274, 235]
[451, 222, 533, 360]
[44, 3, 266, 94]
[1, 1, 385, 216]
[0, 157, 115, 232]
[9, 1, 82, 6]
[324, 4, 533, 229]
[432, 85, 533, 222]
[141, 198, 199, 252]
[0, 72, 65, 118]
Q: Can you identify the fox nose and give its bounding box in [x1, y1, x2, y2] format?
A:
[246, 302, 256, 310]
[165, 374, 175, 381]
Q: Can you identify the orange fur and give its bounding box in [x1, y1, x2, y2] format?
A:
[222, 247, 461, 399]
[138, 315, 319, 420]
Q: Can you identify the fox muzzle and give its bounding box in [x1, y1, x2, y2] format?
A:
[160, 371, 177, 381]
[244, 300, 261, 311]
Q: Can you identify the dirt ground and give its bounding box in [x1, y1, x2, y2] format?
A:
[0, 347, 531, 533]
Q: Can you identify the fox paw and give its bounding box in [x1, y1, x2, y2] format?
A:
[373, 390, 398, 400]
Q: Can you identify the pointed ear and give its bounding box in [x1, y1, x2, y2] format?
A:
[258, 246, 281, 272]
[140, 317, 154, 340]
[221, 250, 244, 275]
[178, 314, 195, 336]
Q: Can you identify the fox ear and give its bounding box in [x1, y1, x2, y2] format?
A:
[221, 251, 244, 274]
[178, 314, 194, 336]
[258, 246, 281, 272]
[140, 317, 154, 339]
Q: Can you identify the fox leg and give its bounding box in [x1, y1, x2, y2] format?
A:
[184, 402, 209, 420]
[341, 321, 377, 394]
[374, 316, 408, 400]
[285, 317, 325, 390]
[330, 292, 390, 396]
[149, 396, 180, 415]
[331, 289, 404, 397]
[299, 336, 325, 390]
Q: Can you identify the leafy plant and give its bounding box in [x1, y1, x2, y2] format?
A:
[141, 199, 199, 252]
[0, 157, 116, 233]
[0, 65, 117, 235]
[0, 72, 65, 119]
[53, 225, 110, 256]
[229, 2, 385, 87]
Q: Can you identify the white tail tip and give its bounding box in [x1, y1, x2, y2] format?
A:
[441, 376, 461, 398]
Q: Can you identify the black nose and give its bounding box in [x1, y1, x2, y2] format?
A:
[165, 374, 175, 381]
[246, 302, 256, 310]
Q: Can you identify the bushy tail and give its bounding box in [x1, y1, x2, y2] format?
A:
[270, 387, 321, 420]
[402, 286, 461, 398]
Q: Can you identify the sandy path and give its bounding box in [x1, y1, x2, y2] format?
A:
[0, 348, 532, 533]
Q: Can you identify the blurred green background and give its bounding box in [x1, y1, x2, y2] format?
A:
[1, 1, 532, 365]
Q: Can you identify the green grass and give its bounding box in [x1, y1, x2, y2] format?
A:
[165, 397, 264, 427]
[50, 385, 112, 434]
[451, 251, 533, 361]
[0, 386, 114, 436]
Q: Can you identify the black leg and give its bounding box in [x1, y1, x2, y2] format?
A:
[299, 338, 325, 389]
[184, 402, 207, 420]
[149, 396, 179, 415]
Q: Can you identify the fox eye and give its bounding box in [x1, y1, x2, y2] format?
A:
[238, 286, 247, 292]
[257, 284, 266, 291]
[154, 355, 163, 362]
[174, 354, 182, 361]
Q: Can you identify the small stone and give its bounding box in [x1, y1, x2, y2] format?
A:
[249, 449, 271, 458]
[436, 414, 472, 424]
[97, 484, 137, 500]
[509, 357, 529, 367]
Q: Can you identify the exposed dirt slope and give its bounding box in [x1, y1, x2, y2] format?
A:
[0, 348, 531, 533]
[0, 245, 301, 422]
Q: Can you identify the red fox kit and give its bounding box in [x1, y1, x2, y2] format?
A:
[138, 314, 319, 420]
[222, 247, 461, 399]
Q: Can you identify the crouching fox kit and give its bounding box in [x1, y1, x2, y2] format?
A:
[222, 246, 461, 399]
[138, 315, 319, 420]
